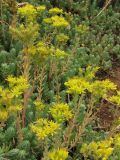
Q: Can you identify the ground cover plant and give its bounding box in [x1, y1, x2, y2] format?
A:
[0, 0, 120, 159]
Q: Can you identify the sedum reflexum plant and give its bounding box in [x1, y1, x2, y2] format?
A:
[0, 1, 120, 160]
[28, 66, 120, 159]
[81, 138, 114, 160]
[80, 132, 120, 160]
[30, 118, 59, 140]
[65, 66, 116, 98]
[49, 103, 73, 123]
[9, 2, 70, 128]
[62, 66, 117, 148]
[0, 76, 28, 122]
[0, 75, 28, 143]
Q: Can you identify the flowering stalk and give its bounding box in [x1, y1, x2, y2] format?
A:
[22, 48, 31, 128]
[16, 112, 23, 143]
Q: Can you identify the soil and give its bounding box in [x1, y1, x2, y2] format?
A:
[97, 58, 120, 130]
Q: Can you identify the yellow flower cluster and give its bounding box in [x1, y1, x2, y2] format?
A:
[10, 23, 39, 44]
[109, 91, 120, 105]
[7, 75, 28, 87]
[43, 18, 52, 24]
[7, 75, 29, 97]
[11, 3, 46, 46]
[18, 4, 46, 22]
[65, 77, 90, 95]
[18, 4, 37, 22]
[36, 6, 46, 12]
[0, 76, 28, 122]
[65, 66, 116, 98]
[79, 65, 100, 81]
[28, 41, 49, 57]
[48, 148, 68, 160]
[49, 7, 63, 14]
[28, 41, 67, 59]
[37, 41, 50, 57]
[44, 15, 69, 28]
[90, 79, 117, 98]
[30, 118, 59, 140]
[34, 100, 45, 111]
[81, 138, 114, 160]
[8, 105, 22, 113]
[114, 134, 120, 148]
[0, 110, 8, 122]
[76, 24, 89, 33]
[56, 33, 69, 43]
[0, 76, 28, 100]
[65, 66, 99, 94]
[55, 49, 67, 59]
[49, 103, 73, 123]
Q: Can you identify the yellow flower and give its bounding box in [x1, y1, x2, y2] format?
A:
[10, 23, 39, 44]
[65, 66, 101, 95]
[30, 118, 59, 140]
[49, 7, 63, 14]
[81, 138, 114, 160]
[113, 134, 120, 148]
[37, 41, 50, 57]
[18, 4, 37, 22]
[0, 110, 8, 121]
[56, 33, 69, 43]
[8, 105, 22, 113]
[36, 5, 46, 12]
[80, 143, 89, 156]
[0, 76, 28, 121]
[28, 45, 36, 55]
[89, 141, 98, 151]
[55, 48, 67, 58]
[6, 76, 29, 98]
[0, 88, 13, 103]
[28, 41, 50, 57]
[65, 77, 90, 94]
[43, 18, 52, 24]
[109, 91, 120, 106]
[76, 24, 89, 33]
[79, 66, 100, 81]
[29, 42, 67, 59]
[34, 100, 45, 111]
[7, 76, 28, 88]
[90, 79, 117, 98]
[96, 148, 113, 159]
[48, 148, 68, 160]
[65, 66, 116, 98]
[51, 15, 69, 27]
[44, 15, 69, 28]
[50, 103, 73, 123]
